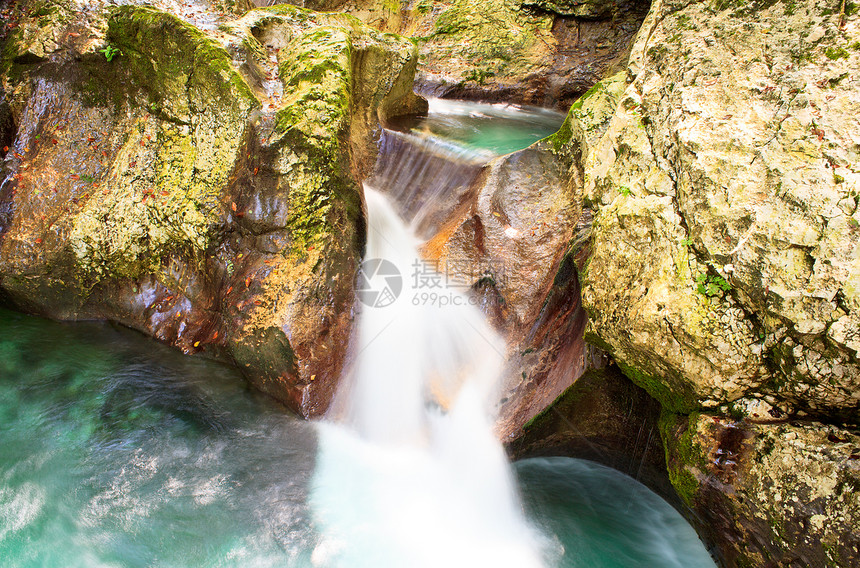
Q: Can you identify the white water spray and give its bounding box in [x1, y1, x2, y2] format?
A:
[309, 187, 547, 568]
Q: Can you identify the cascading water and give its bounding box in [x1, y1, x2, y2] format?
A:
[305, 97, 577, 567]
[0, 97, 718, 568]
[309, 187, 549, 567]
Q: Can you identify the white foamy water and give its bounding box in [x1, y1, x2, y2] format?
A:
[310, 188, 547, 568]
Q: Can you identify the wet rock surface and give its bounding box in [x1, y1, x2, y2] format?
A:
[506, 364, 676, 505]
[663, 413, 860, 567]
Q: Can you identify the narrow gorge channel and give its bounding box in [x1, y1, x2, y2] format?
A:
[0, 99, 715, 567]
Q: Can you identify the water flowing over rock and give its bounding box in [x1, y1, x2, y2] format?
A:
[0, 0, 425, 416]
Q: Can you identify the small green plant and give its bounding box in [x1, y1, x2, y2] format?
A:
[680, 237, 693, 247]
[695, 272, 731, 297]
[463, 68, 494, 85]
[100, 45, 120, 62]
[79, 173, 96, 183]
[620, 186, 632, 197]
[825, 46, 849, 61]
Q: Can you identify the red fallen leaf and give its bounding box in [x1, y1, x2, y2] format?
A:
[14, 152, 23, 159]
[35, 238, 42, 244]
[100, 131, 108, 136]
[161, 191, 169, 196]
[70, 174, 79, 180]
[307, 246, 314, 251]
[101, 151, 107, 158]
[245, 277, 251, 287]
[2, 146, 7, 152]
[226, 286, 233, 294]
[235, 302, 242, 309]
[87, 137, 95, 143]
[253, 167, 259, 176]
[139, 140, 146, 146]
[236, 211, 245, 218]
[51, 138, 58, 145]
[212, 331, 219, 339]
[129, 161, 137, 167]
[231, 202, 237, 211]
[254, 300, 262, 306]
[146, 135, 151, 141]
[68, 32, 80, 37]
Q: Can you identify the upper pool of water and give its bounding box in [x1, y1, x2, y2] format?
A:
[390, 97, 566, 158]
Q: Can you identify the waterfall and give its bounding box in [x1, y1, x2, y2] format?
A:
[308, 191, 548, 566]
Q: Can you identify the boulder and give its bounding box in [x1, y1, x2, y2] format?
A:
[580, 0, 860, 420]
[0, 1, 425, 416]
[563, 0, 860, 562]
[270, 0, 650, 108]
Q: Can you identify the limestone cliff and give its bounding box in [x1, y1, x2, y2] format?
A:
[558, 0, 860, 564]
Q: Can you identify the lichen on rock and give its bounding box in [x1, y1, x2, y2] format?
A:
[563, 0, 860, 561]
[579, 0, 860, 419]
[662, 412, 860, 566]
[67, 6, 258, 281]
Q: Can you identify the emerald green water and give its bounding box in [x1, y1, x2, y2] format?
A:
[0, 308, 716, 567]
[516, 458, 716, 568]
[0, 308, 318, 567]
[401, 98, 566, 157]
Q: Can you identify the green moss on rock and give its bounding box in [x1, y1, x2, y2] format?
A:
[66, 6, 259, 281]
[616, 359, 698, 414]
[106, 6, 256, 122]
[659, 411, 708, 506]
